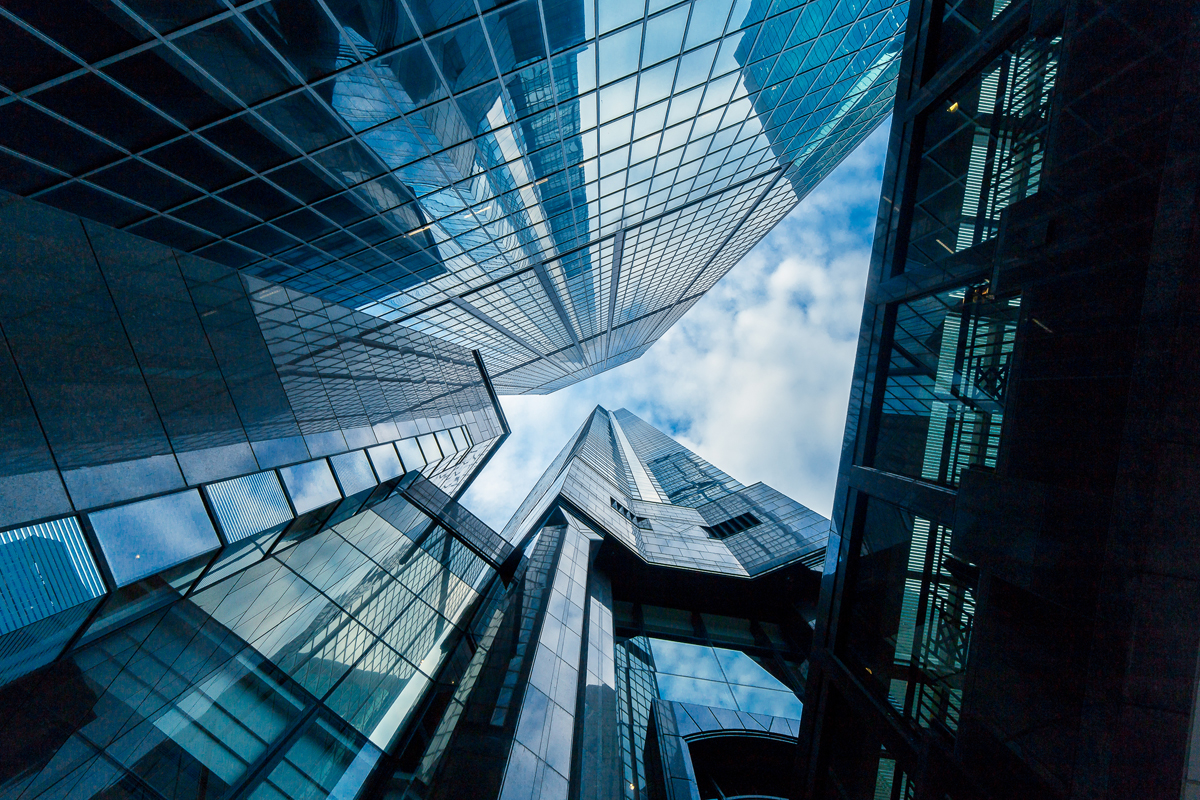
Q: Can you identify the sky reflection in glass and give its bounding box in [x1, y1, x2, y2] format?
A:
[649, 637, 803, 719]
[280, 459, 344, 514]
[87, 489, 221, 586]
[0, 0, 906, 393]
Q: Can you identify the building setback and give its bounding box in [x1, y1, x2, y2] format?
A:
[795, 0, 1200, 798]
[0, 0, 905, 392]
[0, 402, 829, 800]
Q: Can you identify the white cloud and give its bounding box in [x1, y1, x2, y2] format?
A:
[462, 122, 891, 530]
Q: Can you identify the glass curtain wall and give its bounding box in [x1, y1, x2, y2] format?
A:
[0, 0, 907, 392]
[0, 492, 494, 800]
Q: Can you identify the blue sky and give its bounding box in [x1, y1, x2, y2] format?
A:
[462, 121, 891, 531]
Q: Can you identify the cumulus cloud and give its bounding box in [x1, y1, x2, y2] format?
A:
[462, 122, 891, 530]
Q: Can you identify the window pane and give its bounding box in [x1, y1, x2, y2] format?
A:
[873, 286, 1020, 487]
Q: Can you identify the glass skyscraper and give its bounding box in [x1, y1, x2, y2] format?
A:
[793, 0, 1200, 798]
[0, 0, 905, 392]
[0, 396, 827, 800]
[0, 0, 912, 796]
[0, 188, 510, 690]
[4, 0, 1199, 796]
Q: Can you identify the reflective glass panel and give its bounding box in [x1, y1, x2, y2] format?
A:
[839, 496, 972, 733]
[87, 489, 220, 586]
[279, 459, 343, 515]
[873, 286, 1021, 487]
[367, 443, 403, 481]
[903, 29, 1060, 271]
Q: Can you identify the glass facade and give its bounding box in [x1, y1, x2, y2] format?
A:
[3, 0, 1196, 796]
[612, 606, 809, 800]
[872, 284, 1020, 487]
[0, 0, 906, 393]
[901, 22, 1059, 271]
[0, 489, 493, 800]
[504, 406, 831, 576]
[0, 393, 822, 799]
[0, 190, 508, 688]
[796, 0, 1200, 798]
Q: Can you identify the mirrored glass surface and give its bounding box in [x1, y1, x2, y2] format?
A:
[397, 438, 427, 470]
[205, 470, 295, 543]
[331, 450, 379, 497]
[648, 637, 802, 718]
[873, 287, 1021, 487]
[367, 443, 403, 481]
[87, 489, 221, 586]
[279, 459, 343, 515]
[0, 0, 907, 393]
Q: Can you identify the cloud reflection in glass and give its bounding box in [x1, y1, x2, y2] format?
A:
[279, 459, 343, 515]
[649, 637, 803, 720]
[87, 489, 220, 587]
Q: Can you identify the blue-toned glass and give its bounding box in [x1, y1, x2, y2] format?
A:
[0, 516, 106, 683]
[713, 647, 783, 689]
[193, 531, 281, 592]
[655, 674, 739, 710]
[279, 458, 343, 515]
[425, 19, 496, 95]
[729, 684, 803, 718]
[247, 711, 382, 800]
[367, 443, 404, 481]
[326, 640, 433, 748]
[204, 470, 294, 543]
[331, 450, 379, 497]
[3, 597, 311, 800]
[397, 438, 426, 470]
[0, 0, 907, 394]
[649, 638, 724, 681]
[87, 489, 220, 587]
[419, 432, 444, 461]
[648, 638, 803, 717]
[0, 517, 105, 633]
[78, 550, 215, 645]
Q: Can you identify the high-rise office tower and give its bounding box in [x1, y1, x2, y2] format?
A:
[0, 0, 906, 392]
[0, 189, 510, 686]
[0, 0, 912, 795]
[0, 401, 826, 800]
[404, 406, 830, 800]
[796, 0, 1200, 798]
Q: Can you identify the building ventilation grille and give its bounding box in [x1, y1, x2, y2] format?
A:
[703, 513, 762, 539]
[611, 498, 652, 530]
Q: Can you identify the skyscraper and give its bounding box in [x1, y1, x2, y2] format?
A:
[0, 0, 911, 794]
[0, 0, 906, 392]
[795, 0, 1200, 798]
[483, 406, 829, 799]
[0, 184, 509, 673]
[0, 400, 826, 800]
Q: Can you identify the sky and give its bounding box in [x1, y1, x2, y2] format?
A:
[461, 120, 891, 531]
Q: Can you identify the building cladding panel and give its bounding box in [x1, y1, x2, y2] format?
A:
[0, 190, 505, 525]
[0, 0, 907, 392]
[0, 187, 510, 695]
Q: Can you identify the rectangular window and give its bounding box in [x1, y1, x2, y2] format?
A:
[872, 285, 1020, 487]
[903, 28, 1060, 271]
[838, 496, 974, 735]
